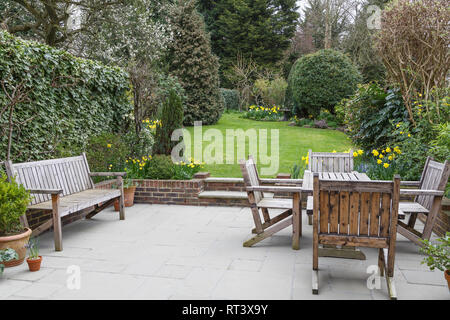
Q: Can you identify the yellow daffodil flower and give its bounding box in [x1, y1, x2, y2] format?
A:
[383, 163, 389, 168]
[377, 159, 382, 164]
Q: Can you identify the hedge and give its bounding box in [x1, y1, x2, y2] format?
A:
[0, 31, 132, 162]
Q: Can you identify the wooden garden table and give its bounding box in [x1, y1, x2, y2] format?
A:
[302, 170, 371, 260]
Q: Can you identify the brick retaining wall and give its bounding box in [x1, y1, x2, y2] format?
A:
[25, 174, 450, 237]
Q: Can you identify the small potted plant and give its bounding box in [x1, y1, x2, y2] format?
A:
[25, 237, 42, 272]
[0, 173, 32, 267]
[113, 178, 138, 211]
[420, 232, 450, 289]
[0, 248, 18, 275]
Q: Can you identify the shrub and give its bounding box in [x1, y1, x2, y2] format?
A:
[143, 155, 175, 180]
[252, 77, 287, 107]
[168, 0, 224, 125]
[420, 232, 450, 272]
[221, 88, 240, 110]
[341, 83, 408, 151]
[121, 127, 155, 160]
[85, 133, 130, 177]
[288, 49, 361, 117]
[153, 90, 184, 155]
[0, 31, 132, 163]
[0, 173, 31, 235]
[0, 248, 18, 275]
[375, 0, 449, 125]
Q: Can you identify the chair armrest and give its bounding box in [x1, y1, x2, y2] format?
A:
[400, 189, 444, 196]
[400, 181, 421, 187]
[27, 189, 63, 195]
[247, 186, 303, 193]
[260, 178, 303, 185]
[90, 172, 127, 177]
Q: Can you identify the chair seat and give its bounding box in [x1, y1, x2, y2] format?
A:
[399, 202, 429, 214]
[28, 189, 121, 217]
[257, 198, 293, 209]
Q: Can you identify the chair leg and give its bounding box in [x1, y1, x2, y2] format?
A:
[386, 275, 397, 300]
[292, 192, 301, 250]
[308, 214, 313, 226]
[51, 194, 62, 251]
[378, 248, 384, 277]
[312, 269, 319, 294]
[407, 212, 418, 229]
[243, 217, 292, 247]
[312, 233, 319, 294]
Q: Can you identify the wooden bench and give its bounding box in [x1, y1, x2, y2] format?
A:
[5, 154, 126, 251]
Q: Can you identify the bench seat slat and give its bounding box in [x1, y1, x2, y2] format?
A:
[27, 189, 121, 217]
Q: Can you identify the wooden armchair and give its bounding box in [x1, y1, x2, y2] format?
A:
[306, 150, 354, 224]
[312, 174, 400, 300]
[239, 156, 303, 249]
[398, 157, 449, 246]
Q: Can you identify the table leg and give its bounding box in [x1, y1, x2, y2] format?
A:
[292, 192, 301, 250]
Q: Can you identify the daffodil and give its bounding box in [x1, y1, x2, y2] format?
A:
[379, 154, 384, 159]
[385, 147, 391, 153]
[372, 149, 379, 157]
[388, 155, 393, 161]
[353, 152, 358, 157]
[357, 149, 363, 155]
[377, 159, 382, 164]
[107, 144, 112, 148]
[383, 163, 389, 168]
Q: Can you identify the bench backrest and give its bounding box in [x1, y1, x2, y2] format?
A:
[240, 155, 263, 203]
[417, 157, 450, 211]
[313, 174, 400, 239]
[308, 149, 354, 173]
[5, 154, 94, 205]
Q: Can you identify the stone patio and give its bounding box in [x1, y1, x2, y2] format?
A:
[1, 204, 448, 300]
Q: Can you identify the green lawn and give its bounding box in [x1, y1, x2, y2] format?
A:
[184, 112, 353, 178]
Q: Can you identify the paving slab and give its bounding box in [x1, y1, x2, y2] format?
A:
[0, 204, 446, 300]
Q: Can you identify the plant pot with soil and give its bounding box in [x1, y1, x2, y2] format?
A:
[420, 232, 450, 289]
[114, 179, 138, 211]
[25, 237, 42, 272]
[0, 173, 32, 268]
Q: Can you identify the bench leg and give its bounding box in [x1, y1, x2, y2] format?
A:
[51, 194, 62, 251]
[118, 176, 125, 220]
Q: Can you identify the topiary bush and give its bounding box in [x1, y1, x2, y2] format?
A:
[0, 30, 132, 163]
[288, 49, 361, 118]
[221, 88, 240, 110]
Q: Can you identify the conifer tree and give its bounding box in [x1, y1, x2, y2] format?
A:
[168, 0, 224, 125]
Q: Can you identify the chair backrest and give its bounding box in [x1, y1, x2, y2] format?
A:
[416, 157, 450, 211]
[239, 155, 263, 203]
[313, 174, 400, 240]
[5, 154, 94, 205]
[308, 149, 354, 173]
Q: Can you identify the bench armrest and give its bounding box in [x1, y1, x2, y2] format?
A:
[27, 189, 63, 195]
[247, 186, 303, 193]
[260, 178, 303, 185]
[400, 181, 421, 187]
[400, 189, 444, 196]
[90, 172, 127, 177]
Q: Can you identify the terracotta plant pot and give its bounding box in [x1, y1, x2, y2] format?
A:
[26, 256, 42, 272]
[445, 270, 450, 289]
[0, 228, 32, 268]
[114, 186, 137, 211]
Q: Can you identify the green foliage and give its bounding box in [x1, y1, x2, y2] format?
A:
[221, 88, 240, 110]
[123, 154, 201, 180]
[0, 248, 18, 275]
[290, 161, 306, 179]
[121, 128, 155, 160]
[0, 31, 132, 163]
[0, 173, 31, 235]
[168, 0, 224, 126]
[420, 232, 450, 272]
[153, 90, 184, 155]
[26, 237, 39, 259]
[85, 133, 129, 177]
[252, 77, 287, 107]
[340, 82, 408, 152]
[197, 0, 299, 86]
[288, 49, 361, 117]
